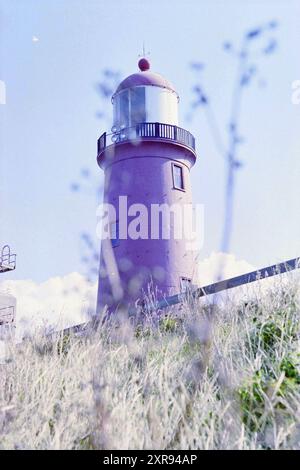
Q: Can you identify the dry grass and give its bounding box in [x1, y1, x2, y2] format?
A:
[0, 278, 300, 450]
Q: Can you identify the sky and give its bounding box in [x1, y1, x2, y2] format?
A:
[0, 0, 300, 324]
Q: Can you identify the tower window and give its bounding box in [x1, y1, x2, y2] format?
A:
[110, 221, 120, 248]
[180, 277, 192, 293]
[172, 164, 184, 190]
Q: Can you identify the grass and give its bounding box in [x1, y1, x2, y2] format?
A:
[0, 277, 300, 450]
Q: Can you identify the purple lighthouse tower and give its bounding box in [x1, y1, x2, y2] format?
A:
[96, 58, 198, 314]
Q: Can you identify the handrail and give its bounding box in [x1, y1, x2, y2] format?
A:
[0, 245, 16, 273]
[97, 122, 196, 155]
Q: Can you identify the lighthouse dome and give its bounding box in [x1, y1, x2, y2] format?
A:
[114, 71, 177, 96]
[112, 59, 179, 128]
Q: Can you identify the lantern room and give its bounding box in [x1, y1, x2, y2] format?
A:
[111, 58, 179, 131]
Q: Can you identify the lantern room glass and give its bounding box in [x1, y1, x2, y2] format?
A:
[113, 85, 179, 129]
[114, 87, 146, 129]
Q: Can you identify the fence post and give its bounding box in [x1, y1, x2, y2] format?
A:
[155, 122, 159, 137]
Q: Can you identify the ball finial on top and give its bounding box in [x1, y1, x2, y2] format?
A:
[138, 58, 150, 71]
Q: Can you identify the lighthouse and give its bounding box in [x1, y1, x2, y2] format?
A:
[96, 58, 198, 314]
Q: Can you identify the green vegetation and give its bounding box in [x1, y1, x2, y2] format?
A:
[0, 278, 299, 449]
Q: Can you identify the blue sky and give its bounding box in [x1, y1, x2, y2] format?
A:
[0, 0, 300, 283]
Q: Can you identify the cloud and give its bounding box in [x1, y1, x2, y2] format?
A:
[196, 252, 257, 305]
[0, 272, 97, 338]
[198, 251, 255, 285]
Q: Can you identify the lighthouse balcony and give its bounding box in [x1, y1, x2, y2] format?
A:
[97, 122, 196, 158]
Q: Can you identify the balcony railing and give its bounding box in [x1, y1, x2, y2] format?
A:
[97, 122, 196, 156]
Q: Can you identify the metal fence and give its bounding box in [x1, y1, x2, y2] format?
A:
[153, 256, 300, 311]
[52, 255, 300, 338]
